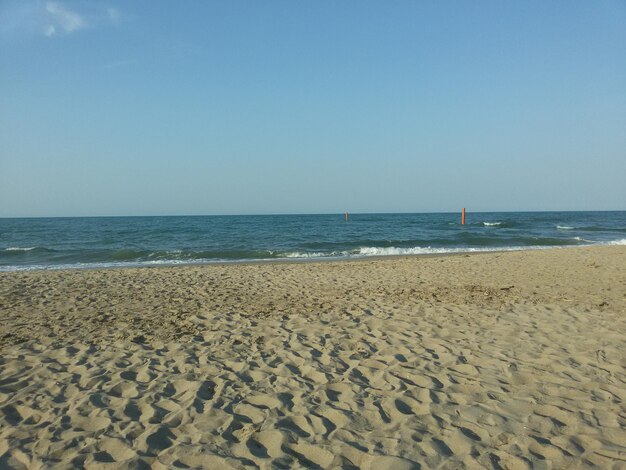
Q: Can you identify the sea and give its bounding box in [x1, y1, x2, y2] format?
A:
[1, 211, 625, 272]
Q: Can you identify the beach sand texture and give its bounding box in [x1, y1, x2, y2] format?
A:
[0, 246, 625, 469]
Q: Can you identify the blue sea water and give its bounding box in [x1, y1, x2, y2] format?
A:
[1, 211, 625, 271]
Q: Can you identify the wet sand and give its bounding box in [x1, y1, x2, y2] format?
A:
[0, 246, 625, 468]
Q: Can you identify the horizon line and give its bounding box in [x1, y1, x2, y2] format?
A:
[1, 208, 625, 219]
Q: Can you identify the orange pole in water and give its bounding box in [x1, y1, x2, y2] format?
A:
[461, 208, 466, 225]
[346, 211, 349, 222]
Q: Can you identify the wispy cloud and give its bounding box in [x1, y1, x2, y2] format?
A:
[44, 2, 86, 36]
[0, 1, 120, 38]
[107, 7, 120, 23]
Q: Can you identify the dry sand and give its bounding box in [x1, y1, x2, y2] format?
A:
[0, 246, 625, 469]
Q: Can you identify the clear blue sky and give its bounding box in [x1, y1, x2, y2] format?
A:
[1, 1, 625, 217]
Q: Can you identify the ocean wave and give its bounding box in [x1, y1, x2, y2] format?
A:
[283, 251, 336, 258]
[0, 258, 216, 272]
[354, 245, 551, 257]
[576, 226, 626, 233]
[477, 221, 522, 228]
[357, 246, 434, 256]
[556, 225, 574, 230]
[2, 240, 625, 272]
[284, 245, 551, 259]
[1, 246, 56, 256]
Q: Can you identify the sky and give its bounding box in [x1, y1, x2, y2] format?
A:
[1, 1, 625, 217]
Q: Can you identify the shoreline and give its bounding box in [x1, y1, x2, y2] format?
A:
[1, 245, 624, 468]
[1, 242, 621, 274]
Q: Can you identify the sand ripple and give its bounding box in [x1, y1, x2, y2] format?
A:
[0, 247, 625, 468]
[0, 303, 624, 468]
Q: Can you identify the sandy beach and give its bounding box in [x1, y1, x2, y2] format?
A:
[0, 245, 624, 468]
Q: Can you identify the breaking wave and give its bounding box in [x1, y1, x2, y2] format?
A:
[2, 211, 625, 271]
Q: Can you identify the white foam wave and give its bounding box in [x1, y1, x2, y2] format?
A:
[4, 247, 37, 252]
[572, 236, 593, 243]
[279, 246, 537, 259]
[483, 222, 501, 226]
[557, 225, 574, 230]
[357, 246, 434, 256]
[3, 240, 624, 273]
[283, 251, 333, 258]
[355, 245, 539, 257]
[147, 250, 183, 258]
[0, 258, 224, 272]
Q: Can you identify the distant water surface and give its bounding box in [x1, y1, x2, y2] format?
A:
[1, 211, 625, 271]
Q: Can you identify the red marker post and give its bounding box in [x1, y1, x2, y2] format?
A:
[461, 208, 466, 225]
[346, 211, 349, 222]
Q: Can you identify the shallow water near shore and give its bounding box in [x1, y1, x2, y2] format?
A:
[1, 211, 625, 271]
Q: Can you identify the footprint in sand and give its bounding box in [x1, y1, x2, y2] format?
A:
[245, 393, 281, 410]
[276, 416, 313, 438]
[286, 442, 335, 468]
[95, 437, 136, 462]
[369, 455, 420, 470]
[108, 381, 140, 399]
[71, 415, 111, 433]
